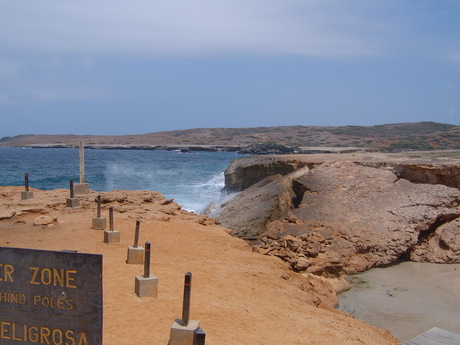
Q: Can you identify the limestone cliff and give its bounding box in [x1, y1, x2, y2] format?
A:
[211, 151, 460, 277]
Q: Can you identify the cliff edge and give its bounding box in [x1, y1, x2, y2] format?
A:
[211, 151, 460, 277]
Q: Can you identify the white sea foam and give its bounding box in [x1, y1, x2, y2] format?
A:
[1, 148, 239, 213]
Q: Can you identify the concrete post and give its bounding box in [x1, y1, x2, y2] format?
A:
[74, 141, 89, 195]
[104, 207, 120, 243]
[79, 140, 85, 184]
[127, 220, 144, 264]
[92, 195, 106, 230]
[21, 173, 34, 200]
[169, 272, 204, 345]
[66, 180, 80, 208]
[135, 241, 158, 298]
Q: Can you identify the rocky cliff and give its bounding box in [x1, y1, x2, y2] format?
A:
[211, 151, 460, 277]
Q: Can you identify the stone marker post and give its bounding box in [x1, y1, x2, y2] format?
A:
[92, 195, 107, 230]
[169, 272, 205, 345]
[66, 180, 80, 208]
[135, 241, 158, 298]
[127, 220, 144, 264]
[21, 172, 34, 200]
[74, 141, 89, 195]
[104, 207, 120, 243]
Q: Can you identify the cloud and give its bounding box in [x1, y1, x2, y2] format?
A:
[0, 0, 396, 58]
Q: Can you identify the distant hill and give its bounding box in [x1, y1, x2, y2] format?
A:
[1, 122, 459, 151]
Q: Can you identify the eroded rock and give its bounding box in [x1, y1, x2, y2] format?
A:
[0, 211, 16, 220]
[213, 160, 460, 276]
[409, 217, 460, 263]
[33, 215, 56, 226]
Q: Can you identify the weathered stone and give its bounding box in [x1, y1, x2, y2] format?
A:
[409, 217, 460, 263]
[213, 158, 460, 277]
[33, 215, 56, 225]
[223, 156, 310, 191]
[0, 211, 16, 220]
[293, 257, 311, 271]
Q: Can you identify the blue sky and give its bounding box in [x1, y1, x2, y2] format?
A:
[0, 0, 459, 138]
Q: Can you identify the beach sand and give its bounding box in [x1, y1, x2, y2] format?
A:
[337, 261, 460, 342]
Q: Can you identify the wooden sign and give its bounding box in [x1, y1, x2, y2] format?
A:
[0, 247, 102, 345]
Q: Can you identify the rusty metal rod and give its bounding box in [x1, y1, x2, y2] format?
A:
[181, 272, 192, 326]
[69, 180, 74, 198]
[144, 241, 151, 278]
[109, 207, 114, 231]
[96, 195, 102, 218]
[24, 173, 29, 191]
[133, 220, 141, 248]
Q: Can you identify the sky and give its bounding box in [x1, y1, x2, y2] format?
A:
[1, 0, 459, 138]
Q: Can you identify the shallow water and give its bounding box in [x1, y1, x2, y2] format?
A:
[337, 261, 460, 342]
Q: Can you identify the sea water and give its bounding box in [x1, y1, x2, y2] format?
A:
[0, 147, 240, 213]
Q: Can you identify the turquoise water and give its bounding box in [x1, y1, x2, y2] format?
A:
[0, 147, 240, 212]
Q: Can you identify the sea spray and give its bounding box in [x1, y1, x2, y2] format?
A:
[0, 147, 240, 213]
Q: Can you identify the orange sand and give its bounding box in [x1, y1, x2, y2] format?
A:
[0, 186, 398, 345]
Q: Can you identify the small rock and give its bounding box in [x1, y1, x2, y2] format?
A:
[0, 211, 16, 220]
[33, 215, 56, 226]
[294, 257, 311, 271]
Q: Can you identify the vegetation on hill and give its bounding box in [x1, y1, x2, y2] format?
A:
[1, 122, 459, 151]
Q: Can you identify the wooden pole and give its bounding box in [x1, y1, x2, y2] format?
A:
[79, 141, 85, 184]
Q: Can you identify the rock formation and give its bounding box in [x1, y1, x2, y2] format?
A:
[211, 152, 460, 277]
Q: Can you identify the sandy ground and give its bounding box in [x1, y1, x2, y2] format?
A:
[337, 261, 460, 342]
[0, 186, 400, 345]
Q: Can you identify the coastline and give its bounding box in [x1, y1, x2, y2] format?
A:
[1, 143, 242, 152]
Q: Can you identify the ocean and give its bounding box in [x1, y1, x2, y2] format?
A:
[0, 147, 240, 213]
